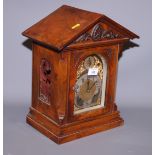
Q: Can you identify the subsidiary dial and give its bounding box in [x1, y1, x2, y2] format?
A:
[83, 56, 95, 69]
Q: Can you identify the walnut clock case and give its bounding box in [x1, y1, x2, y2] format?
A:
[22, 5, 139, 144]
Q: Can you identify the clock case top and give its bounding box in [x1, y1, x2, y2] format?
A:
[22, 5, 139, 52]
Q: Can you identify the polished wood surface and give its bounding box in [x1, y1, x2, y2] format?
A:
[26, 41, 124, 144]
[22, 5, 102, 51]
[22, 5, 139, 144]
[22, 5, 139, 52]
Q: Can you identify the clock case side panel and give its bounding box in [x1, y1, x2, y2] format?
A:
[67, 44, 120, 122]
[27, 42, 70, 126]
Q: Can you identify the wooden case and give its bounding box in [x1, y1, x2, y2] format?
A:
[22, 5, 139, 144]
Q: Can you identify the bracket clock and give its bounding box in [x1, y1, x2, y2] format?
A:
[22, 5, 139, 144]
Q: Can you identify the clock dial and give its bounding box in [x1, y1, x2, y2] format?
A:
[74, 55, 107, 114]
[75, 74, 101, 109]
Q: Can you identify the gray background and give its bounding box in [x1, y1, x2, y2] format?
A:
[4, 0, 152, 155]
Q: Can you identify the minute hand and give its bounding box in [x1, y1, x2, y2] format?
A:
[88, 81, 97, 90]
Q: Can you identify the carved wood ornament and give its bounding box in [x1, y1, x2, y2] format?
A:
[75, 23, 119, 43]
[39, 58, 51, 104]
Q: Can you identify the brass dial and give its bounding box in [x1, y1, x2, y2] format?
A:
[79, 79, 96, 101]
[74, 54, 107, 114]
[75, 74, 101, 109]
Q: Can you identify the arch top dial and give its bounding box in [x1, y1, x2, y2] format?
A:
[74, 55, 107, 114]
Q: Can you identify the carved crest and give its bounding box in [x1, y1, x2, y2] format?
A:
[75, 23, 119, 43]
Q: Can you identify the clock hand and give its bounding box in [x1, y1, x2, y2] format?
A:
[87, 79, 90, 91]
[88, 81, 97, 90]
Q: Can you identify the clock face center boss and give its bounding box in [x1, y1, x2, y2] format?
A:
[22, 5, 139, 144]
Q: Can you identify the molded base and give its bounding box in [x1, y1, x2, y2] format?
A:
[26, 108, 124, 144]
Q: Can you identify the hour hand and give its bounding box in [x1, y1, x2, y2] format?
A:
[87, 79, 90, 91]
